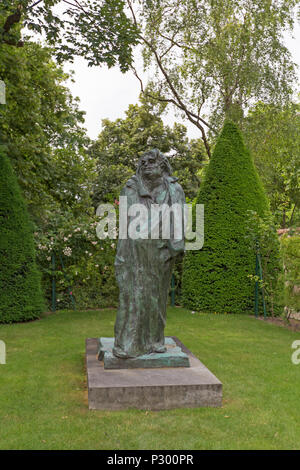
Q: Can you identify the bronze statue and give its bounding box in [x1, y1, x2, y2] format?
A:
[113, 149, 185, 358]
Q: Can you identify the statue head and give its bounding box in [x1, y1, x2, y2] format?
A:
[137, 149, 172, 181]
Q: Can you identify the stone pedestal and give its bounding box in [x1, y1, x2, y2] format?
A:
[86, 336, 222, 410]
[98, 337, 190, 369]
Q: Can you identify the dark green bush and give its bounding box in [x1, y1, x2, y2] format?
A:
[34, 207, 119, 311]
[0, 146, 45, 323]
[181, 121, 281, 314]
[245, 210, 284, 316]
[280, 232, 300, 314]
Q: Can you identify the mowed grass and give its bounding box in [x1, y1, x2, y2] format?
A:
[0, 308, 300, 450]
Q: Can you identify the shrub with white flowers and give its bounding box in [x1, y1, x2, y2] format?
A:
[34, 209, 119, 310]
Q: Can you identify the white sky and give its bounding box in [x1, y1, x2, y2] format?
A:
[63, 22, 300, 141]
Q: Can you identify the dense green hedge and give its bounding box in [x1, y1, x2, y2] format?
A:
[181, 121, 281, 314]
[0, 147, 45, 323]
[280, 232, 300, 314]
[33, 207, 119, 311]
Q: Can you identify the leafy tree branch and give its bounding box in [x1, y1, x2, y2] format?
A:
[0, 1, 139, 70]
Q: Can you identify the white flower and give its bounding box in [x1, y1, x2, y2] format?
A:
[47, 257, 51, 261]
[101, 247, 104, 251]
[64, 237, 68, 242]
[95, 264, 99, 268]
[91, 241, 97, 245]
[63, 247, 72, 257]
[111, 243, 115, 248]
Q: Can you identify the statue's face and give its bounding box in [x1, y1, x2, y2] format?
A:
[139, 153, 163, 179]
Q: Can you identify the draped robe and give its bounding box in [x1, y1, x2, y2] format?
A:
[113, 174, 185, 358]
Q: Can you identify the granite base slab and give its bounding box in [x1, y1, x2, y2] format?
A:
[98, 337, 190, 369]
[86, 336, 222, 410]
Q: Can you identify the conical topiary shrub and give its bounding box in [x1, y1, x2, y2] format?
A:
[181, 121, 275, 314]
[0, 146, 45, 323]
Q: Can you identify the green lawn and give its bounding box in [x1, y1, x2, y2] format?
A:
[0, 308, 299, 450]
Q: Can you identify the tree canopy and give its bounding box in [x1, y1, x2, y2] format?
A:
[0, 0, 139, 70]
[126, 0, 298, 157]
[243, 100, 300, 228]
[90, 94, 206, 204]
[0, 40, 96, 224]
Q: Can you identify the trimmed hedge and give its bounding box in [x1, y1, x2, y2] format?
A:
[182, 121, 278, 314]
[0, 146, 45, 323]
